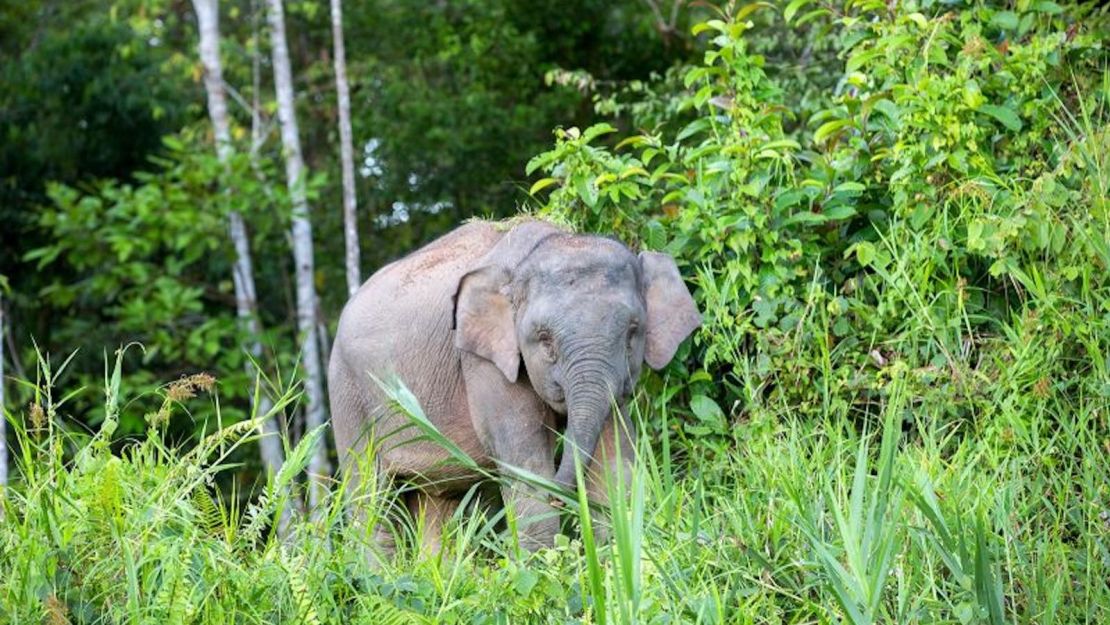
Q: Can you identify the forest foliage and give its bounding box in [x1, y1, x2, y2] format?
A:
[2, 0, 1110, 623]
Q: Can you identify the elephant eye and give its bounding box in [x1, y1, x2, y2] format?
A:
[536, 329, 557, 361]
[627, 321, 640, 348]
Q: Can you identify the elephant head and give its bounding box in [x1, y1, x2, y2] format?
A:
[453, 222, 700, 489]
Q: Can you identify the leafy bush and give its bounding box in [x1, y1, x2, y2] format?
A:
[528, 1, 1110, 448]
[22, 129, 305, 433]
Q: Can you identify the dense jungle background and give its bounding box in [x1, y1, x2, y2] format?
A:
[2, 0, 1110, 623]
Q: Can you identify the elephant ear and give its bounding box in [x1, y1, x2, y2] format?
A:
[453, 264, 520, 382]
[639, 251, 701, 370]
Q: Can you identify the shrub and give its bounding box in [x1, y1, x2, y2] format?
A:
[528, 1, 1110, 448]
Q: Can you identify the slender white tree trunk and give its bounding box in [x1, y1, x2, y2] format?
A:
[330, 0, 361, 297]
[251, 0, 266, 158]
[266, 0, 331, 510]
[193, 0, 287, 480]
[0, 290, 7, 490]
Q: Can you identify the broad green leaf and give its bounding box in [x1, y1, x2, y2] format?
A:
[962, 79, 985, 109]
[872, 99, 900, 123]
[853, 241, 876, 266]
[643, 219, 666, 250]
[774, 189, 806, 210]
[525, 150, 558, 176]
[576, 176, 599, 208]
[795, 7, 831, 27]
[595, 172, 617, 186]
[783, 0, 813, 23]
[822, 205, 857, 221]
[760, 139, 802, 152]
[847, 49, 882, 72]
[691, 19, 726, 36]
[979, 104, 1023, 132]
[677, 118, 711, 142]
[783, 211, 827, 226]
[582, 123, 617, 144]
[990, 11, 1019, 30]
[735, 2, 774, 22]
[1032, 1, 1063, 13]
[833, 181, 865, 194]
[689, 394, 725, 424]
[815, 119, 852, 144]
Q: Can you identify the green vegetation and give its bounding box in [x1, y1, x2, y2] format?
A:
[3, 0, 1110, 623]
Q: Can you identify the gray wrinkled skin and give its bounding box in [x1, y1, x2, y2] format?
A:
[329, 219, 700, 553]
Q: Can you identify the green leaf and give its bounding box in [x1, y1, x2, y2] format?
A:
[823, 205, 858, 221]
[854, 241, 876, 266]
[643, 220, 666, 250]
[689, 395, 725, 424]
[979, 104, 1023, 132]
[846, 49, 882, 72]
[783, 0, 813, 23]
[989, 11, 1019, 30]
[528, 177, 558, 195]
[783, 211, 827, 226]
[691, 19, 726, 36]
[513, 568, 539, 596]
[614, 135, 647, 150]
[619, 166, 649, 180]
[525, 150, 558, 176]
[872, 98, 901, 123]
[815, 119, 852, 144]
[774, 190, 806, 211]
[576, 176, 599, 208]
[760, 139, 802, 152]
[735, 2, 774, 22]
[582, 123, 617, 144]
[795, 7, 831, 27]
[677, 118, 711, 142]
[1031, 1, 1063, 14]
[833, 181, 865, 194]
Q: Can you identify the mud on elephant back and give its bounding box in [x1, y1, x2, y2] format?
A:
[328, 218, 700, 555]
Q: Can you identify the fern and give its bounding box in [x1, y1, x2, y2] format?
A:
[192, 487, 223, 539]
[151, 547, 191, 625]
[280, 548, 322, 625]
[240, 424, 327, 545]
[355, 595, 429, 625]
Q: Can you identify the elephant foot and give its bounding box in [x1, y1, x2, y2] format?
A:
[408, 492, 460, 558]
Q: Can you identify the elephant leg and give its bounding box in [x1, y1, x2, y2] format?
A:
[461, 354, 560, 552]
[328, 368, 398, 565]
[349, 467, 402, 566]
[407, 491, 460, 556]
[584, 407, 636, 544]
[497, 447, 560, 552]
[490, 410, 560, 551]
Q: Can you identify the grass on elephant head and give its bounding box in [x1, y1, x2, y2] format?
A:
[1, 344, 1108, 624]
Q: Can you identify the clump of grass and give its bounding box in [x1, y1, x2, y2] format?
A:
[2, 345, 1109, 623]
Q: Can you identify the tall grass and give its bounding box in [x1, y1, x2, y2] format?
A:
[2, 342, 1107, 624]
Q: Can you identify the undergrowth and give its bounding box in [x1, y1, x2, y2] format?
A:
[1, 346, 1107, 624]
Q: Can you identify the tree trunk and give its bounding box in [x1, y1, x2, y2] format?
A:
[330, 0, 361, 297]
[266, 0, 332, 511]
[0, 290, 7, 490]
[193, 0, 288, 483]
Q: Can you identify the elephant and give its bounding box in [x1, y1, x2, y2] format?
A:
[328, 218, 700, 553]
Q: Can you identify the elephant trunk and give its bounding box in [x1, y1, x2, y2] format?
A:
[553, 358, 617, 490]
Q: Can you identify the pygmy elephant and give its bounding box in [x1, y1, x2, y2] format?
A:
[328, 218, 700, 552]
